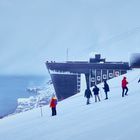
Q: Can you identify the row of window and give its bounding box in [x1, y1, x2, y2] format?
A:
[90, 69, 126, 83]
[91, 72, 120, 82]
[77, 74, 81, 92]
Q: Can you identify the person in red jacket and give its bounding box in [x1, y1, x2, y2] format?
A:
[121, 76, 128, 97]
[50, 95, 57, 116]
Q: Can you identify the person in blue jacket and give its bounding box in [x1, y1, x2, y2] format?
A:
[103, 80, 110, 99]
[92, 85, 100, 102]
[84, 88, 92, 105]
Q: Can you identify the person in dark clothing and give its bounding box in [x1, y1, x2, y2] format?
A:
[121, 76, 128, 97]
[92, 85, 100, 102]
[50, 95, 57, 116]
[138, 78, 140, 83]
[103, 80, 110, 99]
[84, 88, 92, 105]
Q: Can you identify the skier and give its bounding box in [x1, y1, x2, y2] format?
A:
[103, 80, 110, 99]
[50, 95, 57, 116]
[92, 85, 100, 102]
[84, 88, 92, 105]
[121, 76, 128, 97]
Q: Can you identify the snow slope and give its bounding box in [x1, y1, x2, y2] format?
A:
[0, 69, 140, 140]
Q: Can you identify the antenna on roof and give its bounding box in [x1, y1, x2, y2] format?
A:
[66, 48, 69, 61]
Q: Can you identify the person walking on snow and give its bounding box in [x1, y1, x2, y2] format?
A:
[103, 80, 110, 100]
[50, 95, 57, 116]
[121, 76, 128, 97]
[84, 88, 92, 105]
[92, 85, 100, 102]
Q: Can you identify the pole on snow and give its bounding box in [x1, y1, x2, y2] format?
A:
[66, 48, 69, 61]
[39, 97, 43, 117]
[40, 106, 43, 117]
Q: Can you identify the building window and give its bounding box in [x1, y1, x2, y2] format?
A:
[109, 73, 113, 78]
[91, 77, 95, 82]
[115, 71, 120, 77]
[77, 75, 80, 77]
[91, 70, 95, 76]
[103, 74, 107, 79]
[77, 81, 81, 85]
[77, 78, 81, 82]
[77, 85, 80, 89]
[97, 76, 101, 81]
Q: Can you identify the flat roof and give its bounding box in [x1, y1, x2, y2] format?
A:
[46, 61, 130, 74]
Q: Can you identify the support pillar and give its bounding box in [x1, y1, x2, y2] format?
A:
[85, 73, 90, 89]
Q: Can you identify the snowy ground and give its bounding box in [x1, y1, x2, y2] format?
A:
[0, 69, 140, 140]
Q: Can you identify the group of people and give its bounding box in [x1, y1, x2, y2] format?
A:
[84, 76, 129, 105]
[84, 80, 110, 105]
[49, 76, 129, 116]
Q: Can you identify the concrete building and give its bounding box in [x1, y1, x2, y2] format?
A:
[46, 54, 130, 101]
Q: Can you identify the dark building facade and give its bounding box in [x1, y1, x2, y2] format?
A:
[50, 73, 81, 100]
[46, 54, 130, 101]
[130, 53, 140, 68]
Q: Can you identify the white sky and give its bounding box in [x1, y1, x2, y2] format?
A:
[0, 0, 140, 75]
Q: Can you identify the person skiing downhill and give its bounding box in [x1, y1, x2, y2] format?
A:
[50, 95, 57, 116]
[121, 76, 128, 97]
[103, 80, 110, 99]
[84, 88, 92, 105]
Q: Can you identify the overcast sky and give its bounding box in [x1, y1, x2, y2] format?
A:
[0, 0, 140, 75]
